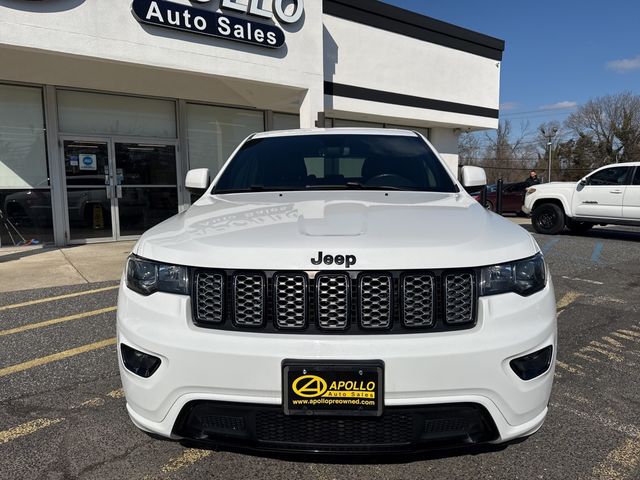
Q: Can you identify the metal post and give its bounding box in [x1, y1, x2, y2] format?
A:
[496, 178, 504, 215]
[547, 140, 552, 183]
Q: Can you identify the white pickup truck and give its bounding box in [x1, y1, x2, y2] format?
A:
[523, 162, 640, 234]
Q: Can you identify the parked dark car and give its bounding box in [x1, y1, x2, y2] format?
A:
[485, 182, 528, 214]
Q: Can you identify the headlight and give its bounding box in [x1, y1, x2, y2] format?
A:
[126, 255, 189, 296]
[480, 253, 546, 297]
[526, 187, 536, 195]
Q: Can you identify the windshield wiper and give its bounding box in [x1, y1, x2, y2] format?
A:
[305, 183, 405, 191]
[212, 185, 301, 194]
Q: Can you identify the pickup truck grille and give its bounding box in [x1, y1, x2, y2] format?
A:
[192, 270, 477, 334]
[191, 269, 478, 334]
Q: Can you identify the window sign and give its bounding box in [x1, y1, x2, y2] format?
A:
[131, 0, 305, 49]
[79, 154, 97, 171]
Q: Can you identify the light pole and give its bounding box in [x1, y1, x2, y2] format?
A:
[541, 127, 558, 182]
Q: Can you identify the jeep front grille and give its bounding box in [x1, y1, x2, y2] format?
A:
[192, 269, 477, 334]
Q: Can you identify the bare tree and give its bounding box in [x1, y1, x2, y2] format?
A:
[565, 91, 640, 166]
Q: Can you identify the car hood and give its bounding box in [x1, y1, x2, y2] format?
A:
[134, 191, 539, 270]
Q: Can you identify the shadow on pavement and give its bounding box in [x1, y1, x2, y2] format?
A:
[179, 439, 526, 465]
[519, 224, 640, 243]
[0, 247, 57, 263]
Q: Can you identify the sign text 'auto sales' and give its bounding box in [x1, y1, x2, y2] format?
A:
[132, 0, 305, 49]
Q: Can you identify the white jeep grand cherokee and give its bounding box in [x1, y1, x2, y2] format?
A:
[117, 129, 556, 454]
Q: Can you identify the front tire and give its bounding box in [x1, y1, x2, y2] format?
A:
[485, 200, 494, 211]
[531, 203, 565, 235]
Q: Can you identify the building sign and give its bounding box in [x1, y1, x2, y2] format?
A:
[131, 0, 305, 49]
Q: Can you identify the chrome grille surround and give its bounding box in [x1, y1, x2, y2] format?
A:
[194, 272, 224, 324]
[233, 273, 265, 327]
[316, 273, 350, 330]
[402, 274, 435, 328]
[359, 274, 393, 329]
[444, 273, 475, 324]
[274, 273, 308, 329]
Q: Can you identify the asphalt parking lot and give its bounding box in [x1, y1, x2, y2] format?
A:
[1, 225, 639, 480]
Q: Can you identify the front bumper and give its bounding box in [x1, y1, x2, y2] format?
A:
[117, 278, 556, 448]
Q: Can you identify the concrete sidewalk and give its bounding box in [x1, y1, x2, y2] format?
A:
[0, 241, 135, 293]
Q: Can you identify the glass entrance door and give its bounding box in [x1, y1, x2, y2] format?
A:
[62, 139, 179, 242]
[63, 139, 114, 241]
[113, 142, 178, 238]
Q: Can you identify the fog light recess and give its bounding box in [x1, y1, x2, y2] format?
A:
[121, 344, 161, 378]
[510, 346, 553, 381]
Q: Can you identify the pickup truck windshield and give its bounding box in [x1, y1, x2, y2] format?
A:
[212, 134, 457, 194]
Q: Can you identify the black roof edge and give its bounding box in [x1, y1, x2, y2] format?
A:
[323, 0, 505, 61]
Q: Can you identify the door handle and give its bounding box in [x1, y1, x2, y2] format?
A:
[610, 189, 623, 194]
[116, 185, 123, 199]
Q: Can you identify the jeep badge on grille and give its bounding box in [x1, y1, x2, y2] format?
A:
[311, 251, 357, 268]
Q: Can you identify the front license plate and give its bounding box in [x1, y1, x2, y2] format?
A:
[282, 360, 384, 417]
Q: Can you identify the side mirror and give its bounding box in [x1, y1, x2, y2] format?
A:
[460, 166, 487, 189]
[185, 168, 210, 196]
[579, 178, 588, 186]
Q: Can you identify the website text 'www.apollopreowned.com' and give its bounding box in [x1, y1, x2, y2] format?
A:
[292, 398, 376, 407]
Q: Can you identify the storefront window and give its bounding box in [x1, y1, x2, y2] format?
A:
[187, 104, 264, 174]
[273, 113, 300, 131]
[57, 90, 177, 138]
[0, 84, 53, 246]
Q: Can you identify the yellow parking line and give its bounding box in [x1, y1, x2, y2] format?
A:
[557, 291, 581, 311]
[592, 438, 640, 480]
[0, 337, 116, 378]
[0, 286, 119, 312]
[0, 306, 116, 337]
[160, 449, 212, 474]
[0, 418, 65, 444]
[107, 388, 125, 399]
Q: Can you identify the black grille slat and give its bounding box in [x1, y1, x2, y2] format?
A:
[359, 274, 392, 329]
[233, 274, 265, 327]
[316, 274, 350, 330]
[445, 273, 474, 324]
[274, 274, 307, 329]
[192, 269, 477, 334]
[402, 274, 435, 328]
[195, 272, 224, 324]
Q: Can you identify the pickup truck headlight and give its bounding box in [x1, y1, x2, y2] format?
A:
[126, 256, 189, 296]
[525, 187, 536, 195]
[480, 253, 546, 297]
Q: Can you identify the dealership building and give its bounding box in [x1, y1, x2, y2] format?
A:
[0, 0, 504, 247]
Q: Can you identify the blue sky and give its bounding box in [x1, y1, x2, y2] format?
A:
[386, 0, 640, 127]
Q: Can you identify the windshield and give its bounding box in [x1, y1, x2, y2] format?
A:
[212, 134, 457, 194]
